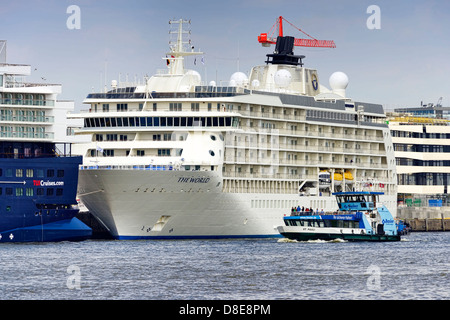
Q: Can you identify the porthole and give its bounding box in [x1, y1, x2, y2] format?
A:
[210, 135, 216, 141]
[209, 150, 215, 156]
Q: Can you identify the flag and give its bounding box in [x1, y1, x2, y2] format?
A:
[96, 145, 104, 153]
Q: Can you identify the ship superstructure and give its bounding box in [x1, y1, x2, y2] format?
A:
[70, 20, 397, 239]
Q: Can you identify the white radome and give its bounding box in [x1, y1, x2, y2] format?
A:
[329, 71, 349, 97]
[230, 72, 248, 86]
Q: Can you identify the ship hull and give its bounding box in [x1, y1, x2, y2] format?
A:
[0, 156, 92, 242]
[78, 168, 396, 239]
[277, 227, 400, 242]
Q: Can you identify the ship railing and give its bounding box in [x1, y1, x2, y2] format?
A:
[79, 164, 180, 171]
[0, 98, 55, 107]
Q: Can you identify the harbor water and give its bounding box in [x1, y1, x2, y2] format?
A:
[0, 232, 448, 300]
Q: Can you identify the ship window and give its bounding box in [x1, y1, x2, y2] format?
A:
[37, 188, 44, 195]
[47, 188, 54, 196]
[57, 170, 64, 177]
[122, 118, 129, 126]
[147, 117, 152, 126]
[15, 169, 23, 177]
[129, 117, 135, 126]
[36, 169, 44, 178]
[47, 169, 54, 177]
[26, 188, 33, 196]
[154, 117, 160, 126]
[209, 150, 215, 156]
[16, 188, 23, 196]
[181, 117, 186, 126]
[26, 169, 33, 177]
[6, 187, 13, 196]
[56, 188, 63, 196]
[140, 117, 146, 126]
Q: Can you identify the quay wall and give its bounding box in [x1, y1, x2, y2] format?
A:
[397, 207, 450, 232]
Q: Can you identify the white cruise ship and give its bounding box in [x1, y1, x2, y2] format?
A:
[70, 20, 397, 239]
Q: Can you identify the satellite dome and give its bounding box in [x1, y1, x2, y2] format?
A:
[329, 72, 349, 90]
[185, 69, 201, 82]
[329, 72, 349, 97]
[274, 69, 292, 88]
[230, 72, 248, 86]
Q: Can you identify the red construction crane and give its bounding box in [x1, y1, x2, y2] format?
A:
[258, 16, 336, 48]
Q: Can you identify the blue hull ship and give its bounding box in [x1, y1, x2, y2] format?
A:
[0, 41, 91, 242]
[0, 147, 91, 242]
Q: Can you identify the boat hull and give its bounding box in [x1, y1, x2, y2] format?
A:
[278, 230, 400, 242]
[0, 156, 92, 242]
[0, 217, 92, 242]
[78, 168, 397, 240]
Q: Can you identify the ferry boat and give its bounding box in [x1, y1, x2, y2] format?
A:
[70, 19, 397, 240]
[0, 41, 91, 242]
[277, 191, 401, 241]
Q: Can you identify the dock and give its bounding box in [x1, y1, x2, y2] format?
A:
[398, 207, 450, 232]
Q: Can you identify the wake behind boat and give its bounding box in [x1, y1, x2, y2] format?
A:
[277, 191, 402, 242]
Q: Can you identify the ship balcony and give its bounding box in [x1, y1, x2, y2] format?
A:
[0, 115, 54, 124]
[0, 98, 55, 108]
[0, 131, 54, 140]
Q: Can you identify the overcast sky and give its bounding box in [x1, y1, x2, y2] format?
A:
[2, 0, 450, 111]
